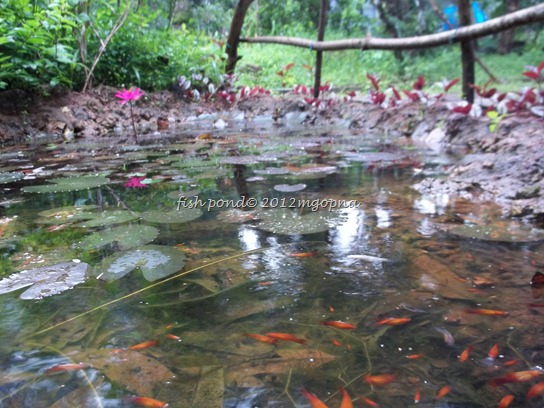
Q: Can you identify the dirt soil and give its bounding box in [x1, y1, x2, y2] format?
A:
[1, 86, 543, 226]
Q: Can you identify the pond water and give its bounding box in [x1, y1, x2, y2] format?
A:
[0, 123, 543, 408]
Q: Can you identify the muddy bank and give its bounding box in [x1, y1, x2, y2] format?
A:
[0, 86, 543, 224]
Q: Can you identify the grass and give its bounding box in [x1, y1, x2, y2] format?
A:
[236, 30, 543, 94]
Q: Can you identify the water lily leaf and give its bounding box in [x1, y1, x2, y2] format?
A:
[36, 206, 98, 225]
[444, 222, 544, 243]
[76, 210, 139, 228]
[254, 167, 290, 175]
[256, 208, 337, 235]
[21, 175, 109, 193]
[99, 245, 186, 281]
[172, 157, 218, 168]
[0, 261, 88, 300]
[274, 183, 306, 192]
[79, 225, 159, 250]
[141, 208, 203, 224]
[0, 172, 24, 184]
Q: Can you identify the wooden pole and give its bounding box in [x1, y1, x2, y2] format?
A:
[458, 0, 475, 103]
[314, 0, 328, 98]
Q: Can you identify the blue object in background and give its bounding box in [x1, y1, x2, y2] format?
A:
[472, 2, 487, 23]
[442, 2, 487, 31]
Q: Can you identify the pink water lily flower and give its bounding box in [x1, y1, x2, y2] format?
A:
[115, 87, 145, 105]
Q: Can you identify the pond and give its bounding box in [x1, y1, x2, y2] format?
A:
[0, 122, 543, 408]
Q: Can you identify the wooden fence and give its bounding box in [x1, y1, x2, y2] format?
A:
[225, 2, 544, 102]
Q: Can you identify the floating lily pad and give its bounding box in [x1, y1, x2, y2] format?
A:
[21, 175, 110, 193]
[36, 205, 98, 225]
[0, 261, 88, 300]
[171, 157, 218, 169]
[79, 225, 159, 250]
[274, 183, 306, 193]
[254, 168, 290, 175]
[344, 152, 405, 162]
[99, 245, 186, 281]
[444, 222, 544, 243]
[76, 211, 139, 228]
[141, 208, 203, 224]
[0, 172, 24, 184]
[256, 208, 337, 235]
[220, 156, 261, 165]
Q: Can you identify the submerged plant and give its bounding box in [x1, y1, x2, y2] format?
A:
[115, 87, 145, 139]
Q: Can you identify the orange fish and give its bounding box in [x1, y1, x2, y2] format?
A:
[459, 345, 474, 362]
[243, 333, 277, 344]
[406, 353, 424, 360]
[498, 394, 515, 408]
[301, 389, 329, 408]
[363, 374, 397, 386]
[165, 334, 180, 341]
[530, 272, 544, 286]
[488, 343, 499, 359]
[165, 323, 174, 329]
[527, 381, 544, 399]
[289, 251, 317, 258]
[340, 387, 353, 408]
[126, 396, 169, 407]
[490, 370, 544, 386]
[129, 340, 159, 350]
[321, 320, 356, 330]
[359, 395, 379, 407]
[375, 317, 411, 326]
[265, 332, 306, 344]
[434, 385, 451, 400]
[414, 389, 421, 403]
[45, 363, 90, 375]
[464, 308, 508, 316]
[332, 338, 341, 347]
[329, 305, 335, 312]
[503, 359, 519, 367]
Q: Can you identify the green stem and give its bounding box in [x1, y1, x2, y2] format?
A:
[129, 101, 138, 140]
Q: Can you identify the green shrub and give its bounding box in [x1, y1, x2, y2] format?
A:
[0, 0, 80, 90]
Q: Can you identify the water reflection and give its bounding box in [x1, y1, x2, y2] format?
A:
[1, 127, 544, 407]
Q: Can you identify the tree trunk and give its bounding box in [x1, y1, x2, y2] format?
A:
[225, 0, 255, 74]
[458, 0, 475, 103]
[373, 0, 403, 62]
[314, 0, 328, 99]
[498, 0, 520, 54]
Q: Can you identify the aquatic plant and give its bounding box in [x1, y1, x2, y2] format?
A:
[0, 261, 88, 300]
[115, 87, 145, 139]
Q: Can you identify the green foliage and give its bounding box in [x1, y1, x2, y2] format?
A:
[90, 7, 216, 90]
[0, 0, 80, 90]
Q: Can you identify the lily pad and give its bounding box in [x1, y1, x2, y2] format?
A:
[76, 210, 139, 228]
[21, 175, 109, 193]
[0, 172, 24, 184]
[274, 183, 306, 192]
[0, 261, 88, 300]
[79, 225, 159, 250]
[256, 208, 337, 235]
[254, 168, 290, 175]
[141, 208, 203, 224]
[444, 222, 544, 243]
[99, 245, 186, 281]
